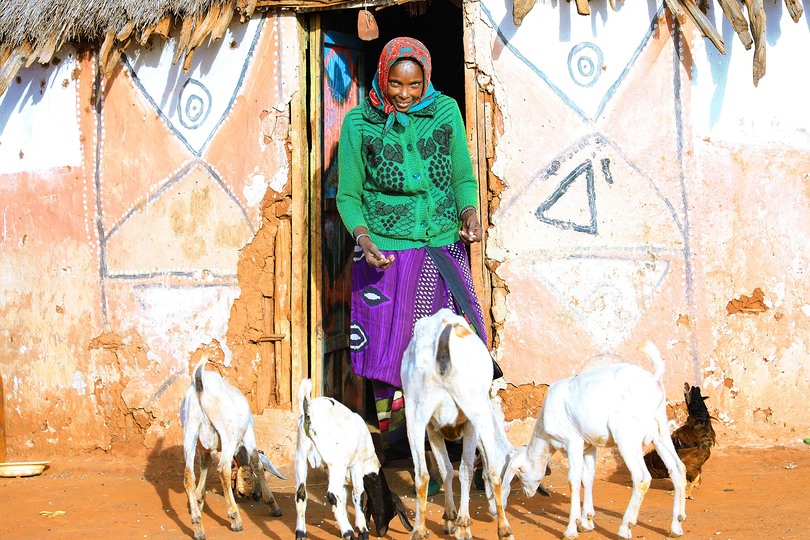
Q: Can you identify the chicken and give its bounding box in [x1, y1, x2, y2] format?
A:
[644, 382, 716, 499]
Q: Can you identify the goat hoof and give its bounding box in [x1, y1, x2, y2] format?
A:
[342, 530, 356, 540]
[295, 529, 307, 539]
[270, 507, 283, 518]
[230, 523, 243, 533]
[193, 534, 206, 540]
[358, 531, 370, 540]
[497, 525, 513, 539]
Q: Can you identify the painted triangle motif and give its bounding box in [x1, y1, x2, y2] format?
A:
[536, 160, 597, 234]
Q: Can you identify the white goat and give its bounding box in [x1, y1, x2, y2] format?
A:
[401, 308, 516, 540]
[294, 378, 412, 540]
[180, 354, 285, 540]
[504, 341, 687, 540]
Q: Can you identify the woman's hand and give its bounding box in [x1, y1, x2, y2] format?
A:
[459, 210, 482, 244]
[357, 235, 395, 270]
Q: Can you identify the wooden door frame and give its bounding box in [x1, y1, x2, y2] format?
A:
[462, 2, 493, 345]
[298, 8, 494, 398]
[290, 14, 311, 404]
[305, 13, 327, 398]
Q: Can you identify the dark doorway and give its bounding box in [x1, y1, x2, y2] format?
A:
[314, 1, 466, 420]
[320, 1, 465, 112]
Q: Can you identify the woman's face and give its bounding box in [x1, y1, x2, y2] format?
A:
[386, 59, 424, 113]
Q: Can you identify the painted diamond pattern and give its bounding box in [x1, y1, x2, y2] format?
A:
[123, 17, 264, 155]
[481, 1, 664, 121]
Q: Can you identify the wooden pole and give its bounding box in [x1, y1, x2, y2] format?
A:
[275, 219, 293, 405]
[308, 15, 325, 397]
[290, 14, 312, 405]
[462, 1, 493, 347]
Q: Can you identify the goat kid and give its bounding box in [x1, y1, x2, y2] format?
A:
[180, 355, 284, 540]
[401, 308, 515, 540]
[505, 341, 687, 540]
[294, 379, 412, 540]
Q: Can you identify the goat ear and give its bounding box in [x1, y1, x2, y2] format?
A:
[363, 472, 387, 535]
[503, 445, 527, 488]
[362, 494, 373, 531]
[259, 452, 287, 480]
[391, 491, 414, 532]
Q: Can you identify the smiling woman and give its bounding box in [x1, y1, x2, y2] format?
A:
[335, 36, 493, 473]
[386, 59, 424, 113]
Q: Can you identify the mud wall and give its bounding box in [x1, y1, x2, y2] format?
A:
[0, 14, 301, 457]
[474, 1, 809, 446]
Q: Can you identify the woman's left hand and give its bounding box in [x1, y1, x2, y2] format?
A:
[459, 211, 482, 244]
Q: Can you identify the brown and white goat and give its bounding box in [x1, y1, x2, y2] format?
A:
[504, 341, 687, 539]
[294, 378, 412, 540]
[180, 354, 285, 540]
[401, 308, 516, 540]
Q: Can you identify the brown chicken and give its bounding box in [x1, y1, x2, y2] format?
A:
[644, 382, 716, 499]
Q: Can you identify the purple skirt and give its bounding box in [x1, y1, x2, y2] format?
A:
[348, 240, 486, 388]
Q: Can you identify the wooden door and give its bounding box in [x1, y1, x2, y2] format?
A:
[310, 22, 367, 415]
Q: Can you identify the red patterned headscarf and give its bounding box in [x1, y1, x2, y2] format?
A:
[369, 37, 440, 132]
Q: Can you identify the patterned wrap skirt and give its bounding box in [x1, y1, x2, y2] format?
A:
[348, 240, 487, 389]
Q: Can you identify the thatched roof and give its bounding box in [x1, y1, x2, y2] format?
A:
[0, 0, 804, 97]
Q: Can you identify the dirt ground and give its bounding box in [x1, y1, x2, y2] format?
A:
[1, 444, 808, 540]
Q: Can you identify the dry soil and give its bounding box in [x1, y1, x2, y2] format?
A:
[1, 444, 808, 539]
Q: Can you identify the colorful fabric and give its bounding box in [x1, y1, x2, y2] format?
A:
[368, 37, 441, 134]
[372, 381, 409, 457]
[348, 241, 486, 388]
[336, 95, 478, 251]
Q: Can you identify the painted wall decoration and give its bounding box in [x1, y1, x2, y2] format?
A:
[478, 0, 810, 444]
[100, 14, 291, 348]
[0, 48, 83, 175]
[482, 1, 666, 122]
[481, 0, 695, 386]
[0, 13, 299, 452]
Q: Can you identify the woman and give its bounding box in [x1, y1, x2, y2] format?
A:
[336, 37, 489, 470]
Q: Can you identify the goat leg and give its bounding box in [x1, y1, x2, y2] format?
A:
[217, 455, 244, 532]
[184, 463, 207, 540]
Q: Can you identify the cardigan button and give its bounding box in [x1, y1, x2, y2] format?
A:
[407, 144, 414, 151]
[413, 173, 421, 180]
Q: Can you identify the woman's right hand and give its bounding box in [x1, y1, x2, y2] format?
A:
[357, 235, 395, 270]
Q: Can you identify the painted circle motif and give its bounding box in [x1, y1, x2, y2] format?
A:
[177, 79, 212, 129]
[568, 43, 604, 88]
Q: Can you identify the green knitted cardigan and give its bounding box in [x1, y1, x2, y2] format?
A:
[336, 94, 479, 251]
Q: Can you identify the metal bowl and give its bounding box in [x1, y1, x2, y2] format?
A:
[0, 461, 50, 477]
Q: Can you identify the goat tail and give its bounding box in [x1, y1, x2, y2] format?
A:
[436, 324, 453, 376]
[192, 353, 209, 393]
[297, 378, 313, 417]
[638, 340, 665, 383]
[298, 378, 313, 439]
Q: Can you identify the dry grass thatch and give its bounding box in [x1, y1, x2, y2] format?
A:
[0, 0, 805, 97]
